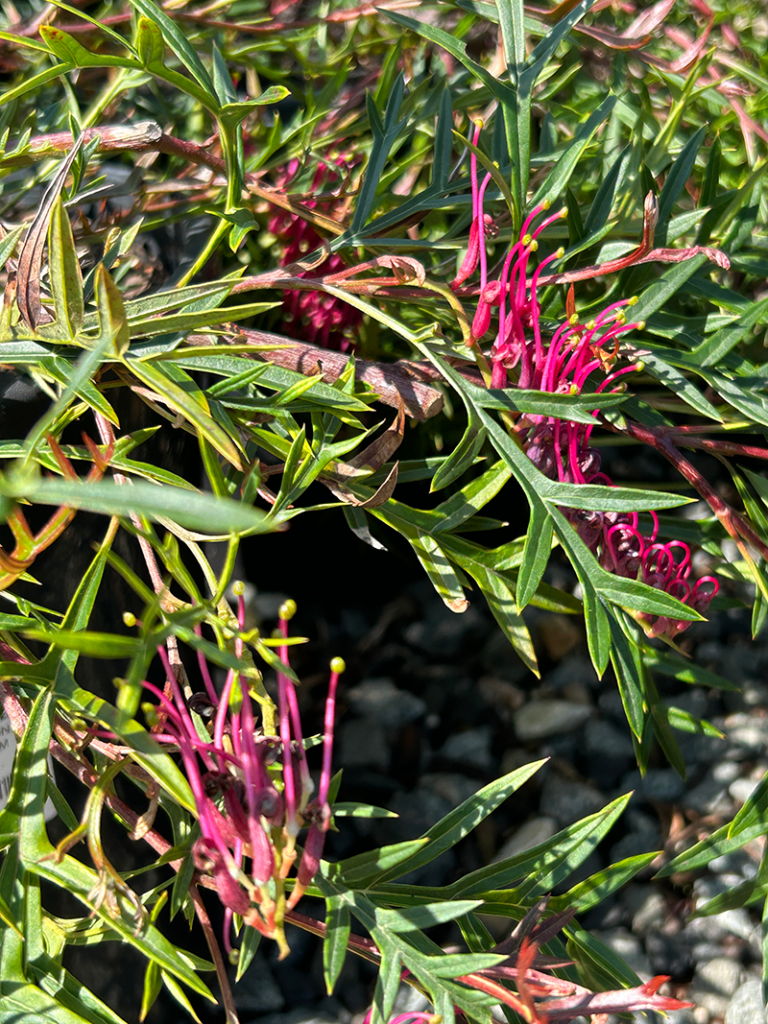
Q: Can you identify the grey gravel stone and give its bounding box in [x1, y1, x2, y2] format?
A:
[495, 816, 558, 860]
[420, 773, 480, 807]
[722, 713, 768, 758]
[338, 719, 390, 770]
[247, 1011, 343, 1024]
[514, 699, 593, 741]
[478, 676, 525, 720]
[686, 770, 734, 816]
[232, 953, 285, 1013]
[697, 957, 743, 996]
[609, 830, 660, 863]
[632, 890, 668, 935]
[646, 931, 694, 979]
[346, 678, 426, 729]
[709, 850, 759, 879]
[539, 776, 604, 827]
[403, 600, 485, 658]
[585, 718, 635, 759]
[729, 775, 761, 805]
[438, 726, 493, 770]
[593, 927, 652, 979]
[690, 957, 744, 1022]
[621, 768, 686, 803]
[725, 980, 767, 1024]
[547, 654, 599, 691]
[482, 630, 535, 683]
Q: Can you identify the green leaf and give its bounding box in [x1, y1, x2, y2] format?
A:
[374, 760, 546, 885]
[409, 533, 468, 613]
[1, 476, 269, 536]
[39, 25, 127, 69]
[323, 896, 350, 995]
[351, 76, 408, 234]
[728, 769, 768, 840]
[585, 145, 631, 233]
[332, 802, 399, 819]
[31, 952, 131, 1024]
[430, 422, 487, 492]
[458, 558, 538, 675]
[607, 609, 647, 739]
[692, 295, 768, 366]
[48, 197, 83, 338]
[333, 840, 429, 887]
[0, 688, 55, 862]
[550, 852, 658, 913]
[631, 254, 709, 324]
[94, 265, 129, 355]
[517, 500, 553, 612]
[21, 331, 114, 461]
[524, 0, 597, 85]
[234, 925, 261, 983]
[474, 387, 628, 425]
[0, 983, 110, 1024]
[127, 0, 216, 100]
[655, 813, 766, 877]
[634, 348, 721, 421]
[655, 126, 707, 244]
[22, 628, 142, 659]
[375, 901, 482, 932]
[566, 924, 641, 990]
[531, 95, 616, 207]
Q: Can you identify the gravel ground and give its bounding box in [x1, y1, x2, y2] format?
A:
[225, 573, 767, 1024]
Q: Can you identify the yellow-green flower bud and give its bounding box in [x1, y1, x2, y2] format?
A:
[330, 657, 346, 675]
[279, 599, 297, 621]
[123, 612, 137, 628]
[232, 580, 246, 597]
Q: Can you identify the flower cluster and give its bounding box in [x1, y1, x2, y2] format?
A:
[269, 158, 363, 349]
[456, 124, 718, 638]
[140, 591, 342, 957]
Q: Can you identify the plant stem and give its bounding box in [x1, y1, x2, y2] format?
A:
[190, 884, 241, 1024]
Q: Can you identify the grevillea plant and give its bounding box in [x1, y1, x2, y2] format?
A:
[131, 592, 343, 959]
[455, 147, 720, 641]
[1, 0, 768, 1021]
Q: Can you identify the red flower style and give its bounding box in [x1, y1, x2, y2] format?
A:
[457, 127, 718, 639]
[269, 158, 363, 349]
[139, 592, 343, 956]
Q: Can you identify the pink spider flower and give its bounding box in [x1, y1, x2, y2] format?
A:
[269, 158, 363, 349]
[458, 127, 719, 639]
[137, 591, 344, 956]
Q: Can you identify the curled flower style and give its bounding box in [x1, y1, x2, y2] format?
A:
[269, 158, 363, 349]
[139, 591, 343, 957]
[458, 128, 718, 639]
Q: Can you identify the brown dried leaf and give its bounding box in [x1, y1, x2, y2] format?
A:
[325, 461, 399, 509]
[338, 403, 405, 478]
[17, 134, 83, 330]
